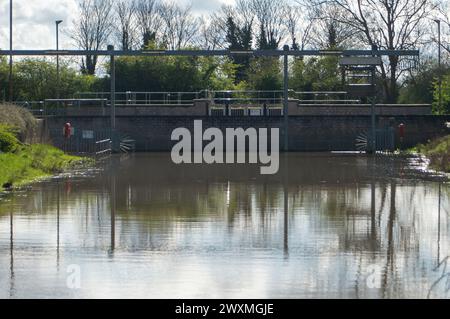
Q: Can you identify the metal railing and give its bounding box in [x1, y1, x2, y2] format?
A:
[50, 129, 112, 155]
[74, 91, 206, 105]
[71, 90, 361, 106]
[11, 90, 363, 116]
[95, 138, 112, 157]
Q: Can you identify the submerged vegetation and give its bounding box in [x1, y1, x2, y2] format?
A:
[0, 105, 91, 191]
[414, 135, 450, 173]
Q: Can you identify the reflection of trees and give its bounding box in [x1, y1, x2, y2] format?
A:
[1, 153, 449, 298]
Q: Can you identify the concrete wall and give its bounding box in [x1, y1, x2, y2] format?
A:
[290, 103, 431, 116]
[46, 100, 431, 117]
[45, 115, 450, 152]
[55, 100, 209, 117]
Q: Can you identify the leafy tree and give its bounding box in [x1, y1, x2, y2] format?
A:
[0, 58, 101, 101]
[104, 52, 239, 93]
[290, 56, 342, 92]
[432, 73, 450, 115]
[0, 56, 8, 101]
[225, 16, 253, 82]
[398, 61, 444, 105]
[247, 57, 282, 91]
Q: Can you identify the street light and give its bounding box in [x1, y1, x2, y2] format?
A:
[9, 0, 13, 102]
[434, 19, 442, 113]
[56, 20, 63, 100]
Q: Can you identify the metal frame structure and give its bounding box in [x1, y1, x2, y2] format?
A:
[0, 47, 419, 152]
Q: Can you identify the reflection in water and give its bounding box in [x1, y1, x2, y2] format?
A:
[9, 196, 14, 298]
[0, 153, 449, 299]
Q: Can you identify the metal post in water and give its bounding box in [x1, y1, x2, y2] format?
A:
[283, 45, 289, 152]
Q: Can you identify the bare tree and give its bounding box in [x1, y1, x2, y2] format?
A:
[303, 1, 356, 49]
[434, 2, 450, 57]
[319, 0, 435, 102]
[115, 0, 138, 51]
[251, 0, 287, 49]
[198, 15, 226, 50]
[159, 2, 199, 50]
[72, 0, 114, 75]
[286, 4, 313, 50]
[135, 0, 161, 48]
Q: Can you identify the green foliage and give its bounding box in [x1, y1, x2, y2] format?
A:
[0, 142, 89, 190]
[432, 73, 450, 115]
[105, 55, 239, 92]
[247, 57, 282, 91]
[290, 56, 342, 92]
[0, 58, 102, 101]
[416, 135, 450, 172]
[398, 61, 446, 105]
[0, 56, 8, 101]
[225, 16, 253, 82]
[0, 125, 21, 153]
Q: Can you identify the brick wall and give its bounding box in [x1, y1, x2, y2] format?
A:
[45, 115, 450, 152]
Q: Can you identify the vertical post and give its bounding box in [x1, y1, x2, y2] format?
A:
[371, 66, 376, 153]
[436, 20, 442, 113]
[56, 20, 63, 100]
[283, 45, 289, 152]
[109, 45, 116, 129]
[370, 45, 378, 153]
[108, 45, 117, 152]
[9, 0, 13, 102]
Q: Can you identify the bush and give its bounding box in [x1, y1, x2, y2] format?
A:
[0, 125, 20, 153]
[416, 135, 450, 172]
[0, 104, 37, 141]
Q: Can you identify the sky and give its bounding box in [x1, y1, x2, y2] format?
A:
[0, 0, 236, 50]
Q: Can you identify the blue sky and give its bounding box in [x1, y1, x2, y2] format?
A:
[0, 0, 235, 50]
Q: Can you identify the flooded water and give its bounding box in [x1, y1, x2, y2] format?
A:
[0, 153, 449, 299]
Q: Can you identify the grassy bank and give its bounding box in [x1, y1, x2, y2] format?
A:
[414, 135, 450, 173]
[0, 105, 91, 191]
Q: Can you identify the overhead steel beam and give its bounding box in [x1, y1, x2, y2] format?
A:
[0, 49, 420, 57]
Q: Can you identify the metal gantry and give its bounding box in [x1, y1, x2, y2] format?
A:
[0, 48, 420, 152]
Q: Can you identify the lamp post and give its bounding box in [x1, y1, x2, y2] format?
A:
[56, 20, 63, 100]
[283, 44, 289, 152]
[9, 0, 13, 102]
[435, 19, 442, 113]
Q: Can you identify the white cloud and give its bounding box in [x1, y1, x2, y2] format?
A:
[0, 0, 236, 51]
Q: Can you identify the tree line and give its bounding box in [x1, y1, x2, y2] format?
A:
[1, 0, 450, 113]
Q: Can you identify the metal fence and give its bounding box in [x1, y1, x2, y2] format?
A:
[74, 91, 205, 105]
[50, 129, 112, 155]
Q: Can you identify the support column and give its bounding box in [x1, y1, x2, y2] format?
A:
[108, 45, 118, 153]
[283, 45, 289, 152]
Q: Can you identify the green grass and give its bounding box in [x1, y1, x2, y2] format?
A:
[0, 125, 92, 191]
[414, 135, 450, 173]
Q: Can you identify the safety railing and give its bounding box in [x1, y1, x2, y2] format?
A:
[95, 138, 112, 158]
[293, 91, 360, 104]
[13, 101, 45, 116]
[11, 90, 363, 116]
[74, 91, 206, 105]
[49, 129, 112, 155]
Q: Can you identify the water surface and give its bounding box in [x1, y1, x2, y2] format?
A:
[0, 153, 449, 298]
